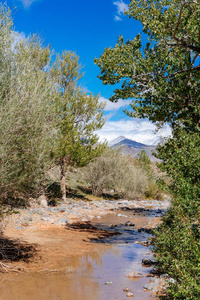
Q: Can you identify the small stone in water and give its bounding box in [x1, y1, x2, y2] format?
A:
[105, 281, 112, 285]
[127, 292, 134, 297]
[123, 288, 131, 292]
[142, 259, 154, 266]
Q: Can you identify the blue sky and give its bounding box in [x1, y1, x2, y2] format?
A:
[6, 0, 171, 143]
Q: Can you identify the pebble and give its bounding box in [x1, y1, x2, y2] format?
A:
[125, 221, 135, 226]
[123, 288, 131, 292]
[117, 214, 127, 217]
[126, 271, 145, 278]
[127, 292, 134, 297]
[55, 218, 68, 224]
[105, 281, 112, 285]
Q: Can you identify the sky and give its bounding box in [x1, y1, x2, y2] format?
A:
[5, 0, 171, 144]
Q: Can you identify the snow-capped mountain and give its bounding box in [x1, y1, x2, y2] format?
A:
[108, 136, 146, 147]
[97, 119, 171, 146]
[108, 136, 159, 161]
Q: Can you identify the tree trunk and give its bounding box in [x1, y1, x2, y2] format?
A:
[60, 157, 66, 202]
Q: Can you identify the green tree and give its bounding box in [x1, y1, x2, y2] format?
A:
[95, 1, 200, 298]
[0, 5, 58, 197]
[52, 51, 106, 201]
[137, 150, 151, 171]
[95, 0, 200, 131]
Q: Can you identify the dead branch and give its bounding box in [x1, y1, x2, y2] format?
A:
[0, 262, 20, 273]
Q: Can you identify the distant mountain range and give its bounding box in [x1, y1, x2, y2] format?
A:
[108, 136, 159, 162]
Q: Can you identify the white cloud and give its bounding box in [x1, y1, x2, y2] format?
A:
[18, 0, 40, 8]
[96, 118, 171, 145]
[113, 0, 129, 21]
[99, 96, 132, 111]
[114, 15, 122, 21]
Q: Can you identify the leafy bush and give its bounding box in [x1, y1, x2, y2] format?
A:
[153, 130, 200, 299]
[154, 207, 200, 300]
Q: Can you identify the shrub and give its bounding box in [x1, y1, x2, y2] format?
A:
[83, 148, 149, 199]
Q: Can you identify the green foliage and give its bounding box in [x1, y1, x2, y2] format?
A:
[52, 51, 106, 167]
[95, 0, 200, 132]
[153, 207, 200, 300]
[153, 130, 200, 299]
[156, 129, 200, 217]
[137, 150, 151, 171]
[0, 5, 57, 196]
[0, 4, 105, 203]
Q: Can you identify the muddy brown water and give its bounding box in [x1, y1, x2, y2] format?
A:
[0, 208, 164, 300]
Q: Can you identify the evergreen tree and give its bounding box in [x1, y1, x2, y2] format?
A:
[51, 51, 106, 201]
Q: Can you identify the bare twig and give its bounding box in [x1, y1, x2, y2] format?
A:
[0, 262, 20, 273]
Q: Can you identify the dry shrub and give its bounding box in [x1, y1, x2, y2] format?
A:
[83, 148, 149, 199]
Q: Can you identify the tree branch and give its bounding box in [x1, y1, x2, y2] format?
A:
[130, 65, 200, 81]
[162, 65, 200, 78]
[173, 1, 200, 54]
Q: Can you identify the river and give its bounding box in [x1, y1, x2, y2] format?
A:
[0, 206, 166, 300]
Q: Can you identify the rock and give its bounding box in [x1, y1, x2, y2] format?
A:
[55, 218, 68, 224]
[160, 274, 169, 279]
[15, 226, 23, 230]
[27, 217, 33, 222]
[127, 292, 134, 297]
[143, 283, 158, 292]
[109, 224, 117, 228]
[105, 281, 112, 285]
[140, 240, 150, 247]
[57, 207, 66, 212]
[81, 218, 88, 222]
[21, 222, 29, 227]
[41, 217, 53, 222]
[117, 214, 127, 217]
[123, 288, 131, 292]
[37, 194, 48, 207]
[125, 221, 135, 227]
[32, 210, 43, 215]
[126, 271, 146, 278]
[138, 228, 152, 234]
[142, 259, 154, 266]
